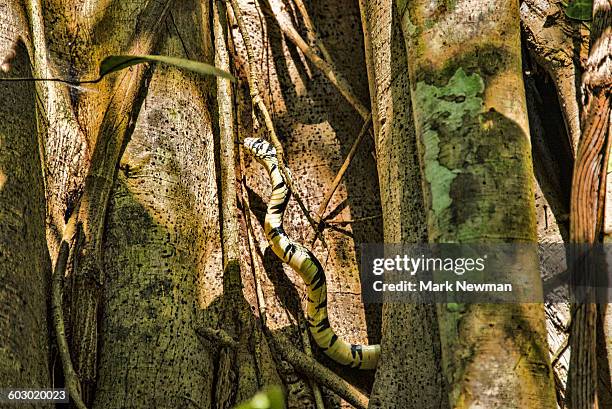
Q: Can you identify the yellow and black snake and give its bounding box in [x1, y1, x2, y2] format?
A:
[243, 137, 380, 370]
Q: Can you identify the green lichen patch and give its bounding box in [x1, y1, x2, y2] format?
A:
[447, 110, 535, 242]
[414, 68, 484, 222]
[414, 67, 535, 242]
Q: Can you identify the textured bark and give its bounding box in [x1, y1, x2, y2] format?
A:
[0, 41, 52, 408]
[567, 2, 612, 407]
[27, 0, 174, 402]
[358, 1, 448, 408]
[233, 0, 382, 406]
[214, 0, 280, 405]
[400, 0, 557, 407]
[93, 5, 216, 408]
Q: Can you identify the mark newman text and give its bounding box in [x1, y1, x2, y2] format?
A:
[372, 280, 513, 292]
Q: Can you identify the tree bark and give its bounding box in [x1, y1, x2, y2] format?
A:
[399, 0, 557, 407]
[27, 0, 174, 403]
[232, 0, 383, 406]
[520, 0, 588, 154]
[92, 3, 221, 408]
[358, 1, 449, 408]
[0, 40, 52, 408]
[567, 1, 612, 407]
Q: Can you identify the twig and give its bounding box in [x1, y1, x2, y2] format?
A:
[52, 214, 88, 409]
[268, 331, 369, 409]
[266, 0, 369, 120]
[551, 336, 570, 368]
[291, 0, 334, 65]
[326, 214, 382, 225]
[228, 0, 326, 248]
[195, 327, 239, 349]
[239, 173, 269, 322]
[309, 115, 371, 245]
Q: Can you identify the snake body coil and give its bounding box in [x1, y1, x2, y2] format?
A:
[243, 137, 380, 370]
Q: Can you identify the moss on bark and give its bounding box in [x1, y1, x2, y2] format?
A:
[401, 1, 556, 407]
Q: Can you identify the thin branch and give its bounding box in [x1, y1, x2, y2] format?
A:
[551, 335, 570, 368]
[291, 0, 334, 65]
[239, 173, 269, 321]
[326, 214, 382, 225]
[309, 115, 371, 245]
[266, 0, 369, 120]
[0, 76, 102, 84]
[228, 0, 326, 248]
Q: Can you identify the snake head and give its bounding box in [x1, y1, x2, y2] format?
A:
[242, 137, 277, 161]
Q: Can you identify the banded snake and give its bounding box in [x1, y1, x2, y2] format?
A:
[243, 137, 380, 370]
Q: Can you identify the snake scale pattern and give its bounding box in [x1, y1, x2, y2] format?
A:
[243, 137, 380, 370]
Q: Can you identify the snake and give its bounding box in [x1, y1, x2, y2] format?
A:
[243, 137, 380, 370]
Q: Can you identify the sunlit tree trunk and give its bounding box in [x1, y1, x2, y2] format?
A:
[399, 0, 557, 407]
[358, 1, 448, 408]
[1, 0, 381, 407]
[568, 1, 612, 407]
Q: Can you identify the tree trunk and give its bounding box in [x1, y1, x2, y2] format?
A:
[567, 1, 612, 407]
[93, 3, 221, 407]
[0, 0, 590, 407]
[358, 1, 448, 407]
[399, 0, 557, 407]
[0, 37, 52, 409]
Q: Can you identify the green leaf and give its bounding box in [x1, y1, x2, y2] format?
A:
[99, 54, 235, 82]
[234, 387, 285, 409]
[565, 0, 593, 20]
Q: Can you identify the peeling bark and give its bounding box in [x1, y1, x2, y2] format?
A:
[567, 2, 612, 407]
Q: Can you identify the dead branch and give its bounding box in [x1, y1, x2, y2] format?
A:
[290, 0, 334, 68]
[310, 114, 372, 245]
[326, 214, 382, 225]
